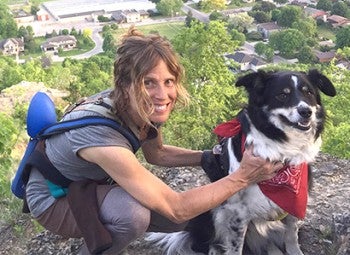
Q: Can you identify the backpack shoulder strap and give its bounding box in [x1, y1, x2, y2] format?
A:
[39, 116, 141, 153]
[58, 90, 141, 152]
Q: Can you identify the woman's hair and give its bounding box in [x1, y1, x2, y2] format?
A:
[111, 26, 189, 126]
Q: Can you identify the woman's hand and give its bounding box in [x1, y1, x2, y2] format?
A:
[236, 146, 283, 185]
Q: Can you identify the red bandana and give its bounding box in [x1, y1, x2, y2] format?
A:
[213, 119, 308, 219]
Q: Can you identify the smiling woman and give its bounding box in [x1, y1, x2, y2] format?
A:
[23, 26, 281, 255]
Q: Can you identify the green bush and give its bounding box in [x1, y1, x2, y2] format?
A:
[322, 122, 350, 159]
[0, 113, 20, 217]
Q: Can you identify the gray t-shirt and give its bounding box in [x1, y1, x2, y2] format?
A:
[26, 110, 134, 217]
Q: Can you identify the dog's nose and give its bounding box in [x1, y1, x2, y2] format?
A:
[298, 107, 312, 118]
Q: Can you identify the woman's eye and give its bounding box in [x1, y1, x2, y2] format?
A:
[144, 80, 155, 88]
[165, 79, 175, 87]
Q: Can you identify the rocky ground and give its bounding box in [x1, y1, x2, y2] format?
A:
[0, 153, 349, 255]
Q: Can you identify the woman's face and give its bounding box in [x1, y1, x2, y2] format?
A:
[143, 60, 178, 124]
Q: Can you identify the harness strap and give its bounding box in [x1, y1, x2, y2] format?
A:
[24, 140, 72, 187]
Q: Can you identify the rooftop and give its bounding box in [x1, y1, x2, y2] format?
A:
[43, 0, 156, 19]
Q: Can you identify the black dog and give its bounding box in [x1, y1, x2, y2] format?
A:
[147, 69, 336, 254]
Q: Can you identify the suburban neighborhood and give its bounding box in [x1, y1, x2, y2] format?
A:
[1, 0, 350, 71]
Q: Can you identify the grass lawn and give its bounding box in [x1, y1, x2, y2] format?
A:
[317, 24, 336, 41]
[114, 22, 185, 42]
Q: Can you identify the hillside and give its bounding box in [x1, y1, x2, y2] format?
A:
[0, 153, 349, 255]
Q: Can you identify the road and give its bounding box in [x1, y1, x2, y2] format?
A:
[20, 4, 284, 63]
[181, 4, 209, 23]
[52, 26, 104, 62]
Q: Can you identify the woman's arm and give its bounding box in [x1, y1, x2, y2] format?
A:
[79, 145, 280, 224]
[141, 128, 202, 167]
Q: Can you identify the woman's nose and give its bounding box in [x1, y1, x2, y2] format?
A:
[153, 84, 167, 99]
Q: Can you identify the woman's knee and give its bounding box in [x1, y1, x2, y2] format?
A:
[128, 204, 151, 237]
[99, 187, 151, 237]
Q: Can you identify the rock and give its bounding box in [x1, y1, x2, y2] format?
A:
[0, 81, 69, 116]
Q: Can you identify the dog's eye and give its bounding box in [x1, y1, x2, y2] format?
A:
[301, 86, 313, 95]
[276, 93, 288, 101]
[276, 88, 290, 101]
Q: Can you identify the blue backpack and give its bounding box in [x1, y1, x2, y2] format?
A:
[11, 92, 140, 200]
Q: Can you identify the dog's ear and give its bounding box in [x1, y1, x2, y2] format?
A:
[235, 70, 267, 96]
[307, 69, 336, 97]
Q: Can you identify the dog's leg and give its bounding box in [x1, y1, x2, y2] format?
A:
[283, 215, 304, 255]
[208, 197, 249, 255]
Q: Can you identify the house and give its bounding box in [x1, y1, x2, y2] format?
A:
[257, 22, 281, 39]
[41, 35, 77, 52]
[139, 10, 150, 20]
[225, 51, 267, 72]
[0, 38, 25, 56]
[327, 15, 350, 28]
[111, 9, 147, 23]
[37, 9, 50, 21]
[314, 50, 336, 63]
[12, 9, 35, 23]
[304, 7, 327, 22]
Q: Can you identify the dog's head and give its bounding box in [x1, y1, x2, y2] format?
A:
[235, 69, 336, 142]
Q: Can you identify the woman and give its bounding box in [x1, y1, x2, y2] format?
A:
[25, 27, 282, 254]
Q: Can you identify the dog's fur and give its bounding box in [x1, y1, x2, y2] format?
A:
[147, 69, 336, 255]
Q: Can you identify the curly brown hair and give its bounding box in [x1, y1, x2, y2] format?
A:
[110, 26, 190, 127]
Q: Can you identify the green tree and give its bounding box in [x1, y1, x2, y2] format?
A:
[172, 21, 237, 87]
[321, 63, 350, 158]
[316, 0, 332, 11]
[336, 26, 350, 49]
[61, 29, 70, 35]
[156, 0, 183, 17]
[0, 3, 18, 38]
[254, 42, 274, 62]
[291, 17, 317, 39]
[167, 21, 242, 149]
[230, 29, 245, 46]
[252, 1, 276, 13]
[332, 1, 350, 19]
[269, 29, 305, 57]
[255, 42, 267, 56]
[185, 10, 195, 27]
[20, 59, 47, 82]
[17, 26, 27, 38]
[209, 10, 227, 22]
[201, 0, 226, 11]
[20, 25, 36, 53]
[30, 5, 40, 15]
[273, 0, 288, 4]
[0, 56, 23, 90]
[228, 12, 254, 33]
[271, 9, 281, 22]
[264, 47, 274, 62]
[102, 31, 117, 55]
[251, 11, 271, 23]
[0, 113, 17, 200]
[296, 46, 316, 64]
[70, 27, 78, 36]
[336, 46, 350, 60]
[277, 5, 303, 28]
